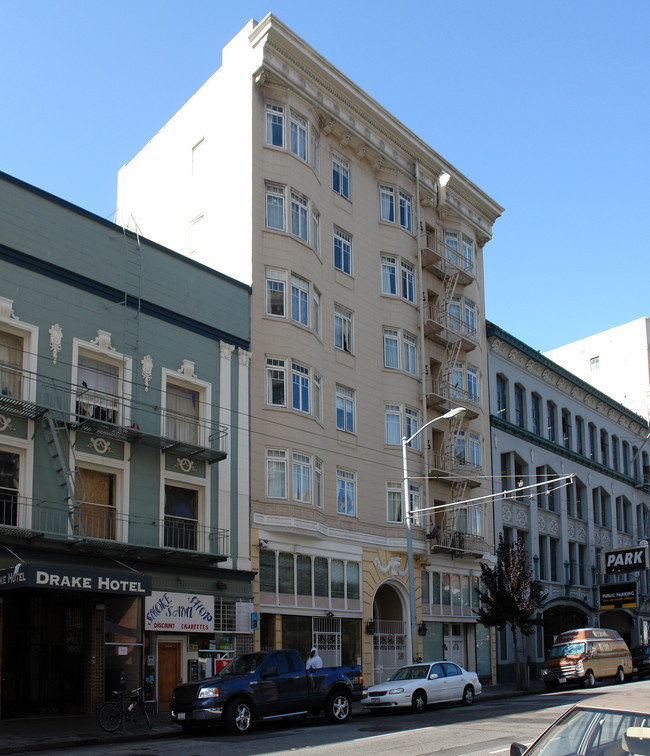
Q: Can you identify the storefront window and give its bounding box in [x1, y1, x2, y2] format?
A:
[476, 622, 491, 678]
[104, 597, 143, 697]
[281, 615, 311, 661]
[341, 618, 361, 666]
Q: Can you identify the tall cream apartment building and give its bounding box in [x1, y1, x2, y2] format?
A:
[116, 14, 503, 684]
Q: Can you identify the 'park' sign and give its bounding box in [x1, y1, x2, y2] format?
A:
[604, 547, 647, 574]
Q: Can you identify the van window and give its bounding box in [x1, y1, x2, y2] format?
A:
[549, 642, 585, 658]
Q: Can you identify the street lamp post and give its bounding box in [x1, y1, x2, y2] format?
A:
[402, 406, 466, 663]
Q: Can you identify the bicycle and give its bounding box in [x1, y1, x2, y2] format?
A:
[97, 686, 152, 732]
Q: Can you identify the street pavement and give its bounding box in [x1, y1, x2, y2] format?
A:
[0, 681, 545, 755]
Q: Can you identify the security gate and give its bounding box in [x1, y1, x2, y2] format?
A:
[312, 616, 341, 668]
[372, 619, 407, 684]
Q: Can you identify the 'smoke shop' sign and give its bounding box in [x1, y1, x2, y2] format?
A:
[145, 591, 215, 633]
[0, 564, 151, 595]
[604, 546, 647, 574]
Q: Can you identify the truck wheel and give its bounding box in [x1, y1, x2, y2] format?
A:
[582, 670, 595, 688]
[615, 666, 625, 684]
[224, 698, 253, 735]
[411, 690, 427, 713]
[325, 690, 351, 723]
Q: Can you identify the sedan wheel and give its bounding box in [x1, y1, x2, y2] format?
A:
[461, 685, 475, 705]
[411, 690, 427, 714]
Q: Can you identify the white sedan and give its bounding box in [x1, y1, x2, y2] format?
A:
[362, 661, 481, 714]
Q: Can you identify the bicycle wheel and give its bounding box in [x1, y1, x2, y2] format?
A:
[140, 700, 152, 728]
[98, 701, 122, 732]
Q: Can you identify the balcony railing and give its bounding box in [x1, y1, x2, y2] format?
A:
[423, 305, 478, 351]
[425, 377, 480, 417]
[429, 451, 483, 486]
[0, 376, 228, 464]
[420, 234, 475, 286]
[0, 489, 229, 559]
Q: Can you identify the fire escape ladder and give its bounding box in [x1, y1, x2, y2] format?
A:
[41, 411, 83, 534]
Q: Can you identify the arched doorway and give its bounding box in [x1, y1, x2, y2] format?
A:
[600, 610, 634, 649]
[543, 603, 589, 655]
[371, 581, 408, 684]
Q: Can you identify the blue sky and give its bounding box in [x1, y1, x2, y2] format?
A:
[2, 0, 648, 352]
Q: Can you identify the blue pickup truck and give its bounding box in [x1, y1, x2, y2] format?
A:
[170, 649, 364, 734]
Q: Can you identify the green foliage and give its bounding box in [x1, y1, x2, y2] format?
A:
[475, 533, 547, 637]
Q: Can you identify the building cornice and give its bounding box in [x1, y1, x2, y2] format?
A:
[487, 321, 649, 434]
[249, 14, 503, 239]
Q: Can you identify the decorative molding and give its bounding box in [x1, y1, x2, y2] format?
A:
[355, 147, 367, 160]
[49, 323, 62, 364]
[91, 330, 114, 352]
[507, 348, 517, 362]
[0, 297, 18, 321]
[178, 359, 196, 379]
[502, 504, 512, 523]
[0, 414, 15, 433]
[373, 555, 408, 577]
[141, 355, 153, 392]
[339, 134, 352, 149]
[88, 437, 113, 455]
[254, 70, 268, 87]
[515, 508, 528, 528]
[175, 458, 198, 474]
[220, 343, 235, 361]
[238, 349, 251, 368]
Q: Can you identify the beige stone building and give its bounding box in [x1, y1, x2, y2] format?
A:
[115, 14, 502, 685]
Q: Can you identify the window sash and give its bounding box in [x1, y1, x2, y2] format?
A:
[387, 484, 403, 523]
[265, 272, 286, 317]
[291, 363, 310, 413]
[336, 471, 356, 516]
[385, 405, 401, 445]
[266, 184, 285, 230]
[291, 277, 309, 326]
[266, 358, 286, 406]
[399, 191, 412, 231]
[403, 333, 417, 375]
[0, 331, 23, 398]
[334, 306, 353, 352]
[292, 453, 312, 503]
[336, 387, 354, 433]
[379, 185, 395, 222]
[401, 262, 415, 302]
[290, 112, 307, 160]
[166, 382, 200, 444]
[333, 230, 352, 275]
[267, 451, 287, 498]
[332, 156, 350, 198]
[381, 256, 397, 295]
[383, 329, 399, 369]
[405, 408, 419, 449]
[265, 104, 284, 147]
[77, 354, 120, 423]
[291, 192, 309, 241]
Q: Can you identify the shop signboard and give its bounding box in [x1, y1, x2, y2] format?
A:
[0, 563, 151, 594]
[604, 547, 647, 574]
[145, 590, 215, 632]
[599, 581, 637, 610]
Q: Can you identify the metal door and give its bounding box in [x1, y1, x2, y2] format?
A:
[372, 620, 407, 684]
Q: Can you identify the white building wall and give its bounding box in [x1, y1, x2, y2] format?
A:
[544, 317, 650, 422]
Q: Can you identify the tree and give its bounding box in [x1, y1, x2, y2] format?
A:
[474, 533, 547, 689]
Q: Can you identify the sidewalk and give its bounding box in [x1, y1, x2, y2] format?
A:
[0, 682, 545, 754]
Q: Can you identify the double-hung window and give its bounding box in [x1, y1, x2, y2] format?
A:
[469, 433, 481, 467]
[336, 385, 355, 434]
[381, 255, 398, 295]
[464, 300, 476, 337]
[313, 372, 322, 422]
[293, 452, 312, 503]
[383, 328, 400, 369]
[265, 269, 286, 317]
[77, 354, 120, 424]
[455, 430, 466, 464]
[266, 449, 287, 498]
[385, 404, 401, 445]
[332, 154, 350, 199]
[401, 261, 415, 303]
[290, 111, 308, 161]
[266, 357, 286, 407]
[265, 183, 285, 230]
[265, 103, 284, 147]
[164, 484, 199, 551]
[290, 192, 309, 242]
[462, 235, 474, 272]
[314, 459, 323, 508]
[166, 382, 200, 444]
[403, 332, 417, 375]
[336, 469, 356, 516]
[399, 191, 412, 232]
[291, 362, 310, 413]
[0, 450, 19, 527]
[311, 208, 320, 255]
[467, 366, 478, 400]
[334, 305, 353, 353]
[387, 482, 403, 523]
[379, 184, 395, 222]
[291, 275, 309, 327]
[312, 289, 321, 338]
[405, 407, 419, 449]
[333, 229, 352, 275]
[0, 330, 24, 399]
[445, 231, 460, 267]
